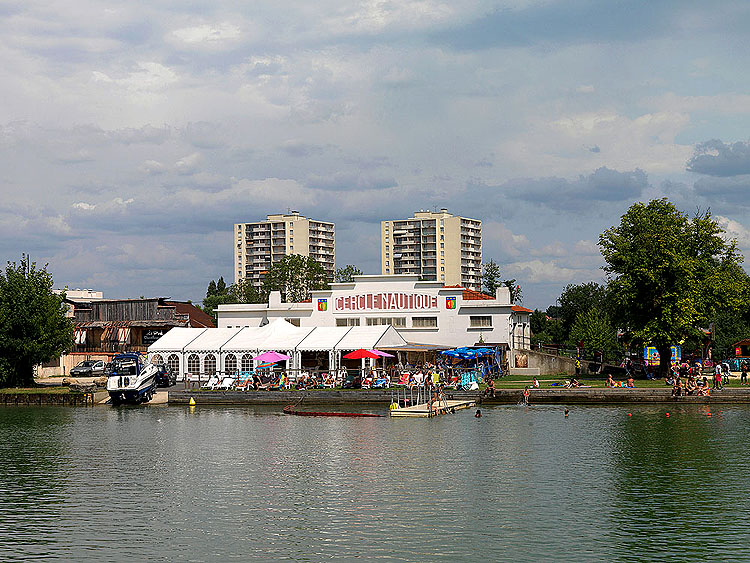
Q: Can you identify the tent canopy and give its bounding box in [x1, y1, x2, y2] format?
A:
[336, 325, 407, 351]
[148, 327, 207, 352]
[296, 327, 352, 351]
[183, 328, 243, 353]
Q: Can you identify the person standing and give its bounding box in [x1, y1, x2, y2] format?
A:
[742, 363, 748, 385]
[575, 358, 581, 376]
[523, 386, 530, 405]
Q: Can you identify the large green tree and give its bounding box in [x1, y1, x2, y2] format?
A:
[264, 254, 330, 302]
[557, 282, 610, 338]
[335, 264, 362, 283]
[599, 199, 746, 374]
[0, 256, 73, 387]
[568, 307, 620, 362]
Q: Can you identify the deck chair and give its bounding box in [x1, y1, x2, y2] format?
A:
[217, 376, 235, 390]
[235, 371, 253, 391]
[201, 375, 220, 390]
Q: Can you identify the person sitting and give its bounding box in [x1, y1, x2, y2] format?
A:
[483, 378, 495, 398]
[685, 376, 697, 395]
[252, 373, 261, 390]
[626, 376, 635, 388]
[567, 378, 580, 388]
[606, 374, 615, 388]
[531, 377, 540, 388]
[672, 378, 682, 396]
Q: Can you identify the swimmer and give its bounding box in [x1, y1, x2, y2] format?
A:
[475, 409, 482, 418]
[564, 408, 569, 417]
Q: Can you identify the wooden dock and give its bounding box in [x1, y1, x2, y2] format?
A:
[389, 399, 476, 417]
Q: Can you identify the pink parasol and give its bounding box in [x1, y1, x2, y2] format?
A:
[253, 351, 291, 363]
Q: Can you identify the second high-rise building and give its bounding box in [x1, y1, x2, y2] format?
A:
[380, 209, 482, 290]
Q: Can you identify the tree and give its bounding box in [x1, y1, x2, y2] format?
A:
[231, 278, 267, 304]
[557, 282, 609, 338]
[263, 254, 330, 302]
[504, 279, 522, 304]
[568, 308, 620, 363]
[599, 199, 746, 375]
[0, 256, 74, 387]
[482, 260, 502, 296]
[335, 265, 362, 283]
[530, 309, 548, 335]
[201, 277, 236, 323]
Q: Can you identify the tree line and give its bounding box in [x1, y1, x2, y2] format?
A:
[530, 199, 750, 374]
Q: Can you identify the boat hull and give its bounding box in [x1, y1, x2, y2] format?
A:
[107, 364, 158, 405]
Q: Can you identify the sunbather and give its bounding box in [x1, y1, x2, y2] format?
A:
[626, 376, 635, 388]
[605, 374, 615, 388]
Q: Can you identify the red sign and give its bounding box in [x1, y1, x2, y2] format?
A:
[335, 293, 438, 311]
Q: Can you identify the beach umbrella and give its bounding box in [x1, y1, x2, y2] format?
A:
[343, 349, 380, 360]
[253, 351, 291, 363]
[369, 350, 395, 358]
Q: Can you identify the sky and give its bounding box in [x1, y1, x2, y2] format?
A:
[2, 0, 750, 310]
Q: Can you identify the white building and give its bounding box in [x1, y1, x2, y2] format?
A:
[216, 275, 531, 366]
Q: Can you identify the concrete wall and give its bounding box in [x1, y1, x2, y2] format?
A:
[521, 349, 586, 376]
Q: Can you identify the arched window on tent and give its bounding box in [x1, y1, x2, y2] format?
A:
[151, 354, 163, 365]
[225, 354, 238, 375]
[167, 354, 180, 376]
[204, 354, 217, 377]
[188, 354, 200, 375]
[241, 353, 253, 372]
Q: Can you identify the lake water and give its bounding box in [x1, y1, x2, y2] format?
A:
[1, 403, 749, 562]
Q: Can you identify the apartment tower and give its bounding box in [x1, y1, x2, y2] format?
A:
[234, 212, 335, 289]
[380, 209, 482, 289]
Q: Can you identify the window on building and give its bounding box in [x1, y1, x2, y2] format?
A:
[241, 354, 253, 372]
[336, 318, 360, 327]
[225, 353, 238, 375]
[168, 354, 180, 376]
[385, 253, 389, 258]
[441, 267, 445, 271]
[386, 268, 390, 273]
[413, 317, 438, 328]
[285, 318, 301, 327]
[469, 316, 492, 328]
[440, 235, 444, 240]
[204, 354, 217, 376]
[440, 243, 444, 248]
[187, 354, 200, 374]
[366, 317, 406, 327]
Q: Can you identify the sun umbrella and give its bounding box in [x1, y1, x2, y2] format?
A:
[343, 349, 380, 359]
[369, 350, 395, 358]
[253, 351, 291, 363]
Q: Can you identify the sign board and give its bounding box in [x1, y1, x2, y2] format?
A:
[335, 293, 439, 312]
[143, 329, 167, 347]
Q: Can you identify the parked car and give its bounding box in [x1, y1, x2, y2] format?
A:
[70, 360, 106, 377]
[155, 364, 176, 387]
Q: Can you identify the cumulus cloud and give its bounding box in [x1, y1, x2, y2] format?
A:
[716, 215, 750, 248]
[687, 139, 750, 177]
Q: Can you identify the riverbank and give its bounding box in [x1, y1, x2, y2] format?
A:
[170, 387, 750, 405]
[0, 387, 96, 406]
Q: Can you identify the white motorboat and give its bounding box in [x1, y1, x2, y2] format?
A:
[106, 353, 158, 405]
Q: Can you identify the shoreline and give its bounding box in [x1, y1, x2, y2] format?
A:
[4, 387, 750, 407]
[169, 387, 750, 406]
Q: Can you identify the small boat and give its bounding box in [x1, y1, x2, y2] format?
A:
[283, 405, 384, 418]
[106, 353, 158, 405]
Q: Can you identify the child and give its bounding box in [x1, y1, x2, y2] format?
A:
[523, 386, 530, 405]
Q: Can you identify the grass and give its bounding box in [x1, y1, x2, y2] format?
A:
[0, 386, 71, 394]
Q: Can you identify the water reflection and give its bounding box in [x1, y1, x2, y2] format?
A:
[1, 404, 750, 561]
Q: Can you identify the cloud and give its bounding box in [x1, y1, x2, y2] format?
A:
[687, 139, 750, 177]
[171, 23, 242, 45]
[174, 152, 203, 174]
[483, 221, 530, 258]
[305, 171, 397, 191]
[693, 175, 750, 207]
[716, 215, 750, 248]
[504, 259, 582, 284]
[481, 167, 649, 210]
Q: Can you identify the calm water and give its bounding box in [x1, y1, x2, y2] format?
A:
[1, 402, 750, 562]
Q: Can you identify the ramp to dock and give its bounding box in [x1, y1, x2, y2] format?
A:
[390, 399, 475, 417]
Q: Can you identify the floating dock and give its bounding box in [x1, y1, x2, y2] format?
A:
[389, 399, 475, 417]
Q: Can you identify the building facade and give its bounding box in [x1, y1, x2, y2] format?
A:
[41, 298, 214, 376]
[216, 275, 531, 366]
[234, 211, 335, 289]
[380, 209, 482, 290]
